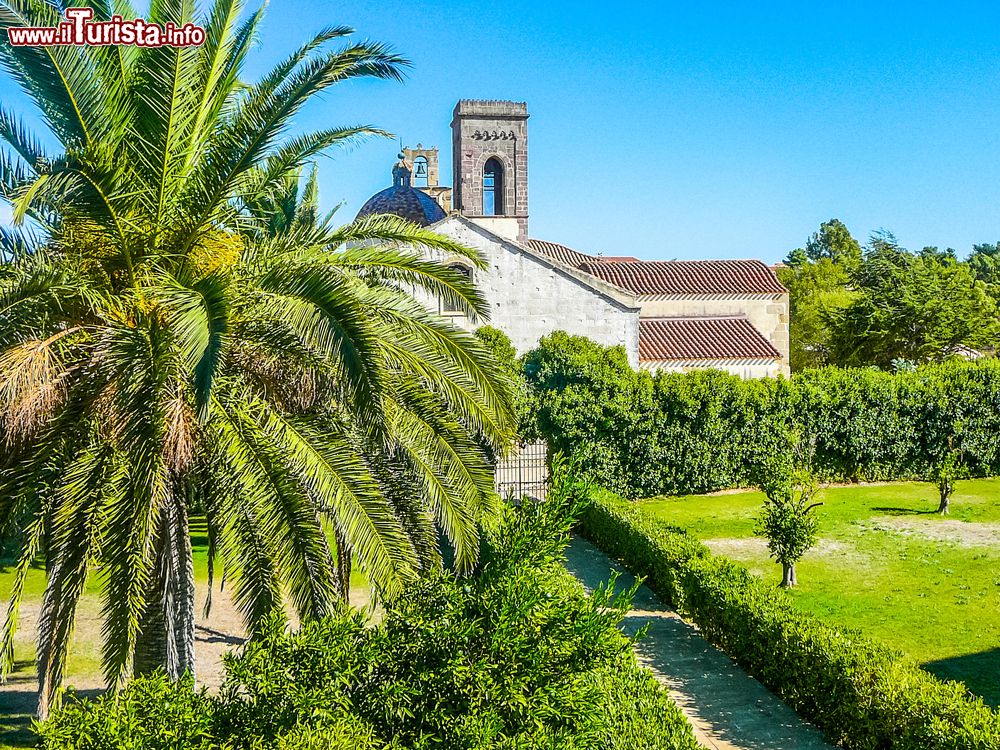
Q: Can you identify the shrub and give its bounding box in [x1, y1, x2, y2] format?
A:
[269, 717, 386, 750]
[37, 675, 216, 750]
[475, 325, 539, 440]
[580, 487, 1000, 750]
[524, 333, 1000, 498]
[216, 470, 699, 750]
[40, 482, 699, 750]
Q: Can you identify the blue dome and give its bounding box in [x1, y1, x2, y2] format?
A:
[355, 157, 447, 226]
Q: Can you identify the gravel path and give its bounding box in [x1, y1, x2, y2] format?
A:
[564, 536, 835, 750]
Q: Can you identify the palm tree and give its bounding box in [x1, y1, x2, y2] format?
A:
[0, 0, 516, 718]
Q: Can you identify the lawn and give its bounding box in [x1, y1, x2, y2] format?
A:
[0, 518, 370, 749]
[640, 478, 1000, 707]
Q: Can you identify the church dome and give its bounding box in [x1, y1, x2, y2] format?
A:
[355, 153, 447, 226]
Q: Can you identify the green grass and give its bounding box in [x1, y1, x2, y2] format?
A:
[640, 478, 1000, 706]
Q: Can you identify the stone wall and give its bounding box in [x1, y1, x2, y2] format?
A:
[451, 100, 529, 243]
[420, 218, 641, 367]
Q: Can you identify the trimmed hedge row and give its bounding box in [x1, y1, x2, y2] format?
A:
[523, 332, 1000, 498]
[579, 487, 1000, 750]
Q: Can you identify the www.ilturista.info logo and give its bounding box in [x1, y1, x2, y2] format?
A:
[7, 7, 206, 47]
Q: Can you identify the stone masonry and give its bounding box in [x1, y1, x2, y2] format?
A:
[403, 144, 452, 212]
[451, 100, 529, 243]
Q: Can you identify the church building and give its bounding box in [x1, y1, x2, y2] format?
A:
[357, 100, 790, 378]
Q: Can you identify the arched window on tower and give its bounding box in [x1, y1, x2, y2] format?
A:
[483, 157, 504, 216]
[413, 155, 429, 187]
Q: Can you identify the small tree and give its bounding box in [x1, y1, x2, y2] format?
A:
[755, 470, 822, 587]
[921, 402, 966, 514]
[751, 431, 823, 588]
[931, 442, 963, 515]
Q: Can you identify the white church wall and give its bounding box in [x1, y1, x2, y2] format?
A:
[420, 218, 642, 367]
[468, 216, 521, 243]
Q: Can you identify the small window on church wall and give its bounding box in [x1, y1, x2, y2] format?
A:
[442, 264, 473, 315]
[483, 157, 504, 216]
[413, 155, 428, 187]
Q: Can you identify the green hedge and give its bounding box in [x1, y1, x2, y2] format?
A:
[524, 332, 1000, 497]
[579, 487, 1000, 750]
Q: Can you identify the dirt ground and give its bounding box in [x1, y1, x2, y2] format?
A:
[0, 583, 371, 746]
[867, 517, 1000, 546]
[704, 536, 849, 558]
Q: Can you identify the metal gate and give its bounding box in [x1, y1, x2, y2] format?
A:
[495, 440, 549, 500]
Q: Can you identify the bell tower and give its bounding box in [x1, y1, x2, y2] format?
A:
[402, 144, 452, 213]
[451, 100, 529, 243]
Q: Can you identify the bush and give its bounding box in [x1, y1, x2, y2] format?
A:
[580, 487, 1000, 750]
[524, 333, 1000, 497]
[37, 675, 216, 750]
[475, 325, 539, 440]
[215, 473, 698, 750]
[40, 483, 699, 750]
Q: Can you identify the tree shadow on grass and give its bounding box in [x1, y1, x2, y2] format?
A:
[923, 648, 1000, 708]
[1, 668, 102, 748]
[196, 624, 245, 647]
[870, 506, 938, 516]
[0, 689, 37, 750]
[0, 688, 101, 749]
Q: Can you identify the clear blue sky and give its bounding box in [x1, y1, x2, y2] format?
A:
[4, 0, 1000, 262]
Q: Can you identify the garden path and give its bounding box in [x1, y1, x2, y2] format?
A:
[564, 536, 835, 750]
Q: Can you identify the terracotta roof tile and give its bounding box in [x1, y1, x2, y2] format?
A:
[581, 259, 787, 295]
[639, 317, 781, 361]
[527, 239, 786, 296]
[525, 238, 594, 267]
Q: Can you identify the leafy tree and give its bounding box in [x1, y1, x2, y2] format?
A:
[752, 434, 822, 587]
[931, 448, 963, 515]
[828, 235, 999, 368]
[968, 242, 1000, 302]
[786, 218, 863, 268]
[779, 219, 860, 370]
[918, 382, 968, 515]
[776, 258, 856, 370]
[0, 0, 516, 717]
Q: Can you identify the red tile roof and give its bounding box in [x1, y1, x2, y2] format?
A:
[639, 317, 781, 361]
[525, 238, 594, 268]
[581, 259, 787, 296]
[527, 237, 785, 296]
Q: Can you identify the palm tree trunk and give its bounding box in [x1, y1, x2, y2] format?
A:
[36, 561, 68, 721]
[334, 525, 351, 602]
[163, 491, 196, 678]
[135, 493, 196, 680]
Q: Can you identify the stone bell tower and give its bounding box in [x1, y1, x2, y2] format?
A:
[402, 144, 452, 213]
[451, 100, 529, 243]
